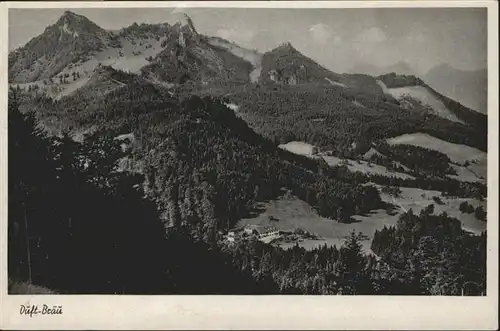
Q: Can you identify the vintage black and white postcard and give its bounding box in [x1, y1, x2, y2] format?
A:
[0, 1, 498, 330]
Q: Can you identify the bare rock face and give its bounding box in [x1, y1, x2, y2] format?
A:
[260, 41, 342, 86]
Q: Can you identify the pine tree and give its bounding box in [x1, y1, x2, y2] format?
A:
[336, 231, 371, 294]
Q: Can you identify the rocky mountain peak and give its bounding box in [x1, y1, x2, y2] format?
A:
[172, 12, 198, 35]
[54, 10, 105, 36]
[277, 41, 296, 51]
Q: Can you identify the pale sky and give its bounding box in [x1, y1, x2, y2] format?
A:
[9, 7, 487, 74]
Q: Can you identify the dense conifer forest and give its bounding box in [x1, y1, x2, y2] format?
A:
[221, 84, 486, 154]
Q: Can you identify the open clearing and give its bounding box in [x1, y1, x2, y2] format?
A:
[375, 185, 486, 235]
[13, 35, 166, 99]
[279, 141, 415, 179]
[387, 132, 487, 182]
[239, 186, 486, 252]
[449, 164, 485, 183]
[378, 82, 465, 124]
[387, 133, 486, 164]
[238, 192, 375, 253]
[321, 154, 414, 179]
[278, 141, 318, 157]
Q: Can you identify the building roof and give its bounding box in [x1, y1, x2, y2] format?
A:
[244, 224, 278, 235]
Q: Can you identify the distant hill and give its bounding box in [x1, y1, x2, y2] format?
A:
[424, 63, 487, 114]
[348, 61, 416, 76]
[376, 73, 486, 130]
[259, 42, 343, 85]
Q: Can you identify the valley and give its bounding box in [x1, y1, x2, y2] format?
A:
[272, 139, 486, 251]
[239, 185, 486, 253]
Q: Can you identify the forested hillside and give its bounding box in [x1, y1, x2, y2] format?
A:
[15, 80, 384, 229]
[9, 89, 485, 295]
[225, 83, 486, 155]
[9, 90, 284, 294]
[371, 206, 486, 295]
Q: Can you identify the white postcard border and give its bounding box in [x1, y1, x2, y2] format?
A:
[0, 1, 498, 330]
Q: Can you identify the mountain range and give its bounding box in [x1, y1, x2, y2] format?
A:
[423, 63, 487, 114]
[8, 10, 488, 296]
[347, 61, 487, 114]
[9, 11, 487, 113]
[9, 10, 487, 164]
[347, 61, 416, 77]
